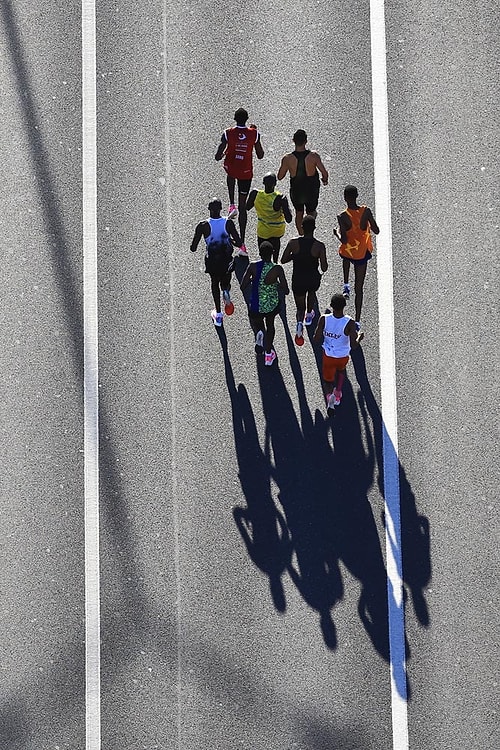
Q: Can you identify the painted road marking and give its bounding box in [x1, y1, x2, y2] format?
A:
[369, 0, 410, 747]
[82, 1, 100, 748]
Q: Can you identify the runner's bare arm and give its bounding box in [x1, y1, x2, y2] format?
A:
[214, 132, 227, 161]
[280, 238, 295, 264]
[337, 212, 351, 243]
[346, 319, 364, 348]
[246, 189, 258, 211]
[313, 152, 329, 185]
[319, 243, 328, 273]
[240, 262, 255, 291]
[254, 134, 264, 159]
[190, 222, 205, 252]
[278, 195, 293, 223]
[226, 218, 242, 247]
[276, 266, 290, 295]
[313, 315, 326, 343]
[277, 155, 289, 181]
[362, 207, 380, 234]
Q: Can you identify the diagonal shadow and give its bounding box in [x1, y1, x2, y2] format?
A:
[1, 0, 83, 374]
[218, 327, 293, 612]
[256, 354, 390, 658]
[351, 346, 431, 630]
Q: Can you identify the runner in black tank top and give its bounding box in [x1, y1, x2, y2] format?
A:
[280, 215, 328, 346]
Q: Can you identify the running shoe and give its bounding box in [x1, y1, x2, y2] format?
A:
[255, 330, 264, 353]
[304, 310, 315, 326]
[294, 321, 304, 346]
[333, 389, 342, 406]
[228, 203, 238, 220]
[327, 392, 337, 416]
[343, 283, 350, 300]
[222, 289, 234, 315]
[211, 310, 224, 327]
[355, 321, 361, 332]
[264, 349, 277, 366]
[237, 244, 248, 257]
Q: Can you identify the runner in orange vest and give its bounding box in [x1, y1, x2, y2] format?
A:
[336, 185, 380, 325]
[215, 108, 264, 256]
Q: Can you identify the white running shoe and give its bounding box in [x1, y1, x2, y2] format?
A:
[255, 330, 264, 353]
[211, 310, 223, 327]
[304, 310, 315, 326]
[228, 204, 238, 220]
[237, 244, 248, 257]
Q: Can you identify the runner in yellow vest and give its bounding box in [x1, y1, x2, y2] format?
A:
[246, 172, 292, 262]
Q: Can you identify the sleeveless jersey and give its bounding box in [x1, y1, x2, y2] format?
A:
[322, 314, 352, 358]
[292, 236, 319, 276]
[223, 125, 259, 179]
[250, 260, 279, 314]
[292, 150, 309, 181]
[339, 206, 373, 260]
[254, 190, 286, 239]
[205, 217, 232, 258]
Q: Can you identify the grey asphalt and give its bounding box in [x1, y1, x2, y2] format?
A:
[1, 0, 498, 749]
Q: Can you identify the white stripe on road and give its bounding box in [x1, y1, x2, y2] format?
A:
[369, 0, 410, 748]
[82, 1, 100, 748]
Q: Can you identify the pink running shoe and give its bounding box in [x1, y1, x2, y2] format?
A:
[264, 349, 277, 366]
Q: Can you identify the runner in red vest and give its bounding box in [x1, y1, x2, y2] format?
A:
[215, 108, 264, 256]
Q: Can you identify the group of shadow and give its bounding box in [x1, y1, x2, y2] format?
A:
[220, 257, 431, 693]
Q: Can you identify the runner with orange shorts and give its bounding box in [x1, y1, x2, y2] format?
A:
[313, 293, 364, 416]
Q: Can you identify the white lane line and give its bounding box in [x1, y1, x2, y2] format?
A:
[82, 1, 100, 748]
[369, 0, 409, 748]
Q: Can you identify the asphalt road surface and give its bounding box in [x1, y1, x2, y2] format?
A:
[0, 1, 498, 749]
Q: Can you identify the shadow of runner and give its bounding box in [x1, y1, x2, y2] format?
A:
[217, 328, 293, 612]
[351, 346, 431, 629]
[254, 354, 390, 657]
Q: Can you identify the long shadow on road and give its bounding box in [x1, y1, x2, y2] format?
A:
[225, 317, 431, 702]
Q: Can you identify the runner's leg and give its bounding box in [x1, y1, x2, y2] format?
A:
[306, 289, 317, 314]
[238, 185, 249, 242]
[353, 262, 368, 322]
[294, 292, 306, 322]
[343, 257, 351, 285]
[295, 208, 304, 235]
[210, 275, 222, 313]
[264, 311, 277, 353]
[227, 175, 236, 206]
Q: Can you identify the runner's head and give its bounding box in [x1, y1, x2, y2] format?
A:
[344, 185, 358, 202]
[234, 107, 249, 125]
[293, 129, 307, 146]
[259, 241, 273, 261]
[263, 172, 277, 189]
[301, 215, 316, 236]
[330, 293, 347, 311]
[208, 198, 222, 217]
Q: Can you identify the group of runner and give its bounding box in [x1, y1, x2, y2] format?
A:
[190, 108, 380, 415]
